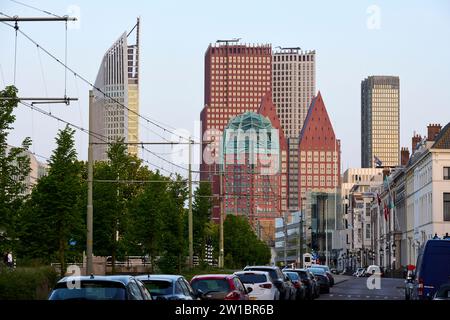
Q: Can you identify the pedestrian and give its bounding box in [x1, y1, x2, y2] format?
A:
[7, 251, 13, 268]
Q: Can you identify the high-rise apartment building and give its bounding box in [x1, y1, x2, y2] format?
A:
[200, 43, 272, 222]
[90, 18, 140, 161]
[272, 48, 316, 212]
[361, 76, 400, 168]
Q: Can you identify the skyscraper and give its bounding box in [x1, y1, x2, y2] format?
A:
[298, 92, 341, 206]
[200, 43, 272, 222]
[361, 76, 400, 168]
[272, 48, 316, 212]
[221, 93, 288, 243]
[90, 18, 140, 161]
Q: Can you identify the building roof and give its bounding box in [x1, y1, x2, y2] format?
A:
[432, 122, 450, 149]
[298, 91, 338, 150]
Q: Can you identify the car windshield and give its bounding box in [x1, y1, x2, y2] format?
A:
[285, 272, 299, 281]
[245, 268, 277, 280]
[309, 268, 326, 275]
[49, 281, 126, 300]
[236, 273, 267, 284]
[191, 279, 230, 294]
[313, 265, 330, 272]
[297, 271, 308, 280]
[142, 280, 173, 296]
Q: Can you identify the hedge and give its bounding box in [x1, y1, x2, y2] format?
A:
[0, 266, 58, 300]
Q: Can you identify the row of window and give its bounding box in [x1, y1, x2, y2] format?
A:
[273, 55, 314, 62]
[212, 56, 271, 63]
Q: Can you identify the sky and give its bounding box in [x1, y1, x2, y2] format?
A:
[1, 0, 450, 177]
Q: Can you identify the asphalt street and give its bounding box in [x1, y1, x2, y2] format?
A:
[317, 275, 405, 300]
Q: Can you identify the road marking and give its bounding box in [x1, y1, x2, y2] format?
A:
[329, 294, 334, 297]
[347, 295, 351, 298]
[366, 296, 370, 298]
[339, 294, 343, 297]
[384, 296, 388, 299]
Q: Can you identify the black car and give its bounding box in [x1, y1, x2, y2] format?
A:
[135, 274, 198, 300]
[283, 271, 306, 300]
[310, 264, 334, 286]
[308, 267, 331, 294]
[243, 266, 293, 300]
[284, 268, 319, 299]
[48, 275, 152, 300]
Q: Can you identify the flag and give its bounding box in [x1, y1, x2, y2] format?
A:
[377, 193, 381, 207]
[384, 201, 388, 221]
[374, 156, 382, 167]
[388, 193, 394, 209]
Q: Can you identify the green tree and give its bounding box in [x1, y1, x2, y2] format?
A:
[223, 215, 271, 268]
[0, 86, 31, 253]
[92, 140, 142, 272]
[192, 182, 212, 263]
[158, 174, 187, 273]
[127, 170, 168, 272]
[19, 126, 84, 275]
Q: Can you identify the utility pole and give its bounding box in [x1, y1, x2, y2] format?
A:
[86, 90, 94, 275]
[283, 211, 287, 267]
[219, 172, 224, 268]
[325, 198, 328, 266]
[188, 137, 193, 268]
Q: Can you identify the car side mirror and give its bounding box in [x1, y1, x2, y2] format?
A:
[246, 287, 253, 294]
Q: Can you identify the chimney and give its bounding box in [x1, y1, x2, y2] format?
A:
[427, 123, 441, 141]
[401, 147, 410, 166]
[412, 134, 422, 152]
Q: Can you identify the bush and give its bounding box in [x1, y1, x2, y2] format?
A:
[0, 266, 58, 300]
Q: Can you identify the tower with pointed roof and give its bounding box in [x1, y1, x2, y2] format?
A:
[298, 92, 341, 207]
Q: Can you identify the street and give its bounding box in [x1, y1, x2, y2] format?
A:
[317, 275, 405, 300]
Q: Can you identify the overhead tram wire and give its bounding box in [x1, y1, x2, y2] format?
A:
[0, 22, 193, 143]
[0, 21, 192, 174]
[9, 0, 63, 18]
[18, 101, 178, 176]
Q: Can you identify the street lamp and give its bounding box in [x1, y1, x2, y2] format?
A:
[379, 247, 384, 267]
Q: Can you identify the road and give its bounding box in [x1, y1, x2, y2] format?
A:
[317, 275, 405, 300]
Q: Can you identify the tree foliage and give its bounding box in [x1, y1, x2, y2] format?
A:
[0, 86, 31, 252]
[223, 215, 271, 269]
[18, 126, 85, 275]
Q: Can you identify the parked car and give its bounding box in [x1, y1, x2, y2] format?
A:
[412, 239, 450, 300]
[243, 266, 292, 300]
[233, 271, 279, 300]
[135, 274, 198, 300]
[48, 275, 152, 300]
[308, 267, 331, 294]
[190, 274, 251, 300]
[283, 268, 319, 299]
[310, 264, 334, 286]
[283, 271, 306, 300]
[433, 283, 450, 300]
